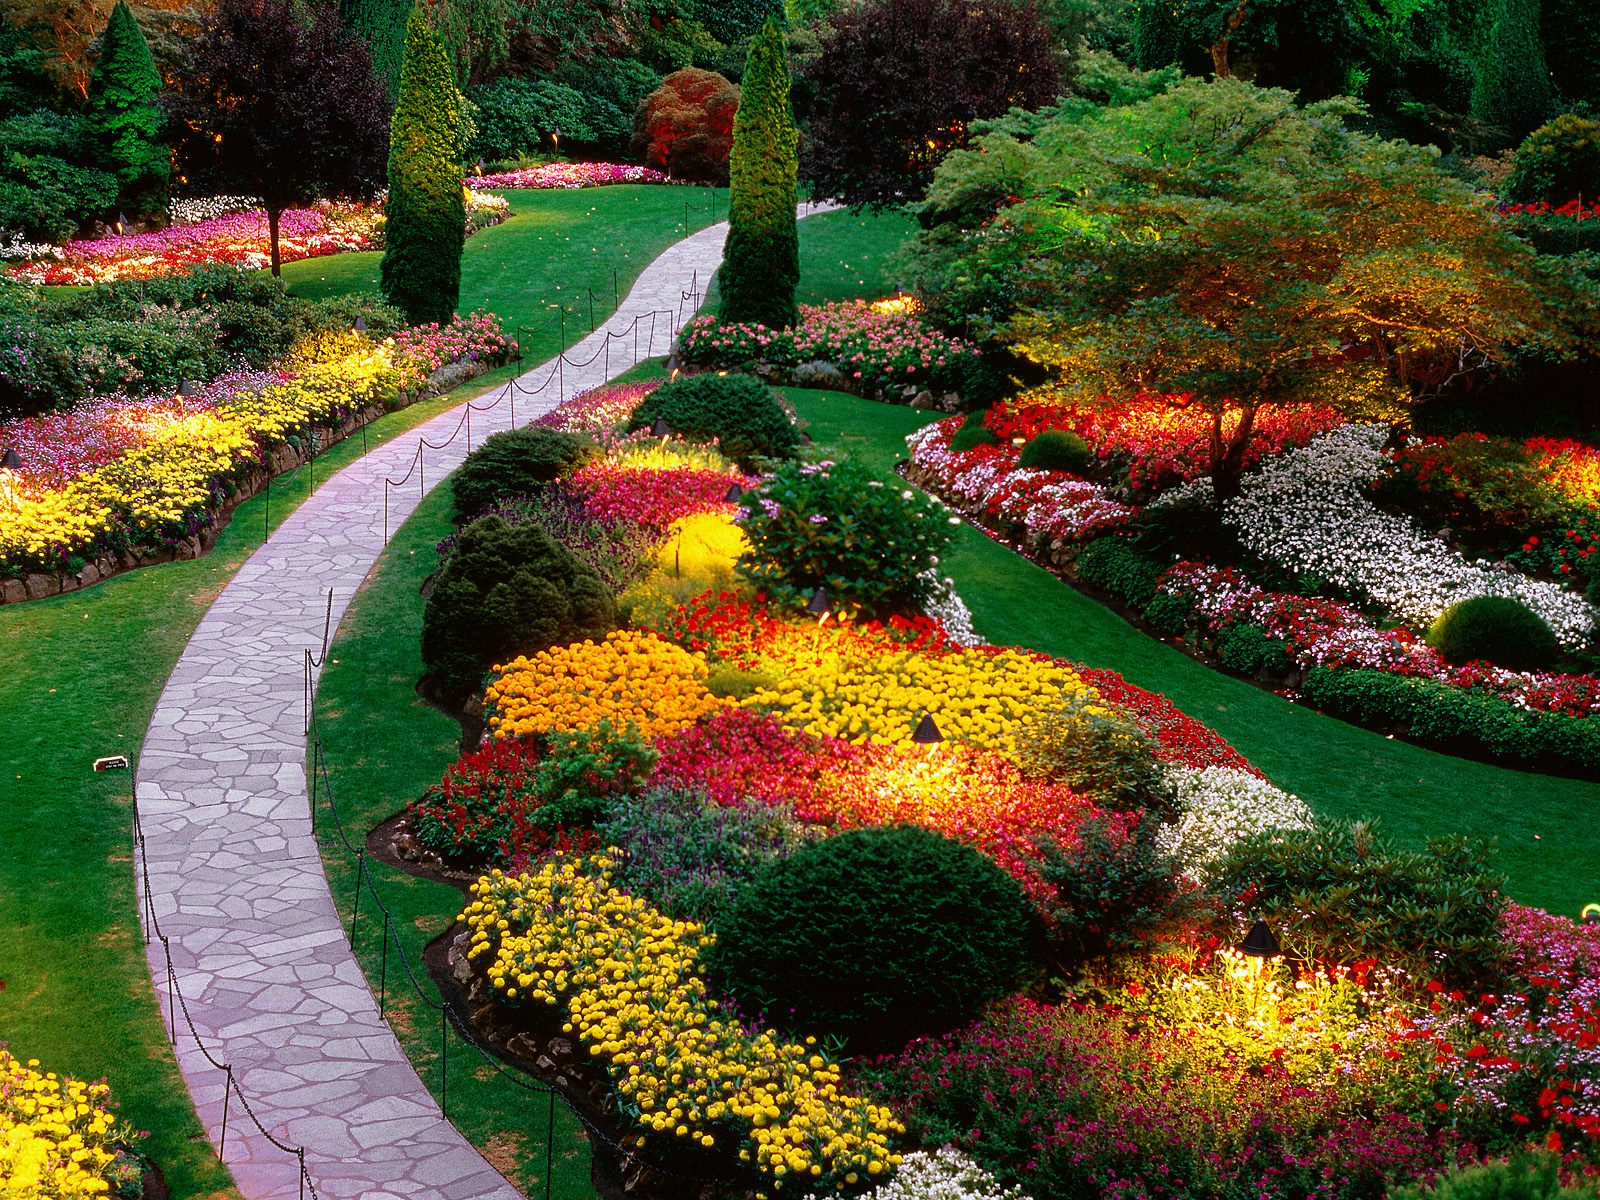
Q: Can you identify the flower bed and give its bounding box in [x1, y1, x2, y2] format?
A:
[677, 301, 982, 400]
[388, 312, 518, 395]
[466, 161, 674, 190]
[0, 1048, 143, 1195]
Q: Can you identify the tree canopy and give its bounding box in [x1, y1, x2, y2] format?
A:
[908, 76, 1596, 500]
[83, 0, 165, 218]
[165, 0, 388, 275]
[800, 0, 1062, 210]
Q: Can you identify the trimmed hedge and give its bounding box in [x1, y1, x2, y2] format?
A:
[1426, 595, 1561, 672]
[1075, 537, 1164, 608]
[627, 371, 799, 468]
[450, 427, 597, 518]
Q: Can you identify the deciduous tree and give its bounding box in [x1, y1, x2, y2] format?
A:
[630, 67, 738, 184]
[800, 0, 1061, 209]
[165, 0, 388, 274]
[719, 17, 798, 328]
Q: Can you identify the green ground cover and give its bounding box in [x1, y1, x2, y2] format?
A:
[0, 184, 709, 1196]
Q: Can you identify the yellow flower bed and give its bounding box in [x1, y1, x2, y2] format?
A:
[0, 1049, 137, 1197]
[461, 855, 903, 1192]
[743, 644, 1101, 754]
[484, 630, 728, 741]
[0, 346, 394, 573]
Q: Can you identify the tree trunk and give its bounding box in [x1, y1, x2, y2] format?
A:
[1208, 402, 1258, 506]
[268, 204, 282, 277]
[1210, 0, 1249, 78]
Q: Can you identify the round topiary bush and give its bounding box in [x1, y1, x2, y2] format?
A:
[451, 427, 598, 519]
[422, 515, 617, 705]
[1505, 114, 1600, 204]
[1426, 595, 1561, 671]
[1017, 428, 1095, 474]
[627, 372, 799, 468]
[703, 825, 1041, 1053]
[949, 410, 1000, 453]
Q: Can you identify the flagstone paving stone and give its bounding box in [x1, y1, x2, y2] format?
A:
[134, 206, 836, 1200]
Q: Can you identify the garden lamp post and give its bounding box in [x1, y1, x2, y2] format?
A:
[911, 711, 943, 757]
[114, 210, 127, 236]
[651, 417, 673, 441]
[807, 585, 833, 629]
[178, 379, 201, 398]
[1238, 918, 1281, 979]
[724, 483, 744, 504]
[551, 126, 561, 155]
[474, 158, 485, 177]
[0, 448, 21, 509]
[353, 315, 369, 333]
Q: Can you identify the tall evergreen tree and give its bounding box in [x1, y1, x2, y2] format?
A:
[381, 7, 465, 326]
[84, 0, 166, 219]
[718, 16, 798, 330]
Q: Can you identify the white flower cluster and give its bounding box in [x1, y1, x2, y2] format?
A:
[1157, 764, 1315, 879]
[1224, 424, 1596, 649]
[168, 195, 264, 225]
[833, 1148, 1033, 1200]
[0, 233, 61, 261]
[919, 569, 987, 646]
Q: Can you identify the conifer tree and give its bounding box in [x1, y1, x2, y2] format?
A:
[381, 6, 466, 326]
[718, 17, 799, 329]
[84, 0, 166, 219]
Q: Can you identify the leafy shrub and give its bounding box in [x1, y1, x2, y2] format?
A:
[468, 77, 591, 161]
[734, 457, 955, 616]
[704, 824, 1042, 1052]
[1017, 428, 1095, 474]
[596, 788, 817, 925]
[421, 515, 617, 705]
[629, 67, 739, 184]
[1505, 114, 1600, 204]
[437, 492, 659, 593]
[1034, 813, 1192, 968]
[1388, 1154, 1591, 1200]
[1298, 667, 1600, 772]
[949, 410, 999, 453]
[450, 427, 598, 518]
[626, 371, 799, 468]
[704, 662, 779, 698]
[1143, 590, 1196, 636]
[1012, 692, 1175, 815]
[1210, 819, 1508, 986]
[552, 58, 660, 156]
[1426, 595, 1561, 671]
[1215, 620, 1294, 676]
[1074, 536, 1164, 608]
[0, 109, 119, 243]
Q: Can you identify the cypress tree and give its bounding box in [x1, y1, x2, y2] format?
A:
[381, 7, 465, 326]
[718, 17, 799, 330]
[84, 1, 167, 220]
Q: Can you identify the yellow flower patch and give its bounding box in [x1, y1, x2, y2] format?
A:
[484, 630, 728, 741]
[460, 855, 902, 1191]
[0, 1049, 136, 1197]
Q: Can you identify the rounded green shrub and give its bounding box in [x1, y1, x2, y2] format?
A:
[1505, 114, 1600, 204]
[1075, 537, 1164, 608]
[1143, 590, 1196, 636]
[734, 457, 954, 616]
[1216, 620, 1293, 676]
[1426, 595, 1560, 671]
[1017, 428, 1095, 474]
[422, 515, 617, 705]
[949, 411, 1000, 453]
[1012, 693, 1175, 815]
[1389, 1154, 1591, 1200]
[704, 825, 1041, 1053]
[450, 427, 598, 518]
[627, 372, 799, 468]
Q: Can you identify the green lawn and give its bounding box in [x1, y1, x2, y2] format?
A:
[0, 183, 711, 1196]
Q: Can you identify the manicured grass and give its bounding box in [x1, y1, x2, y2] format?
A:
[0, 184, 705, 1195]
[308, 486, 594, 1199]
[782, 387, 1600, 920]
[795, 207, 917, 306]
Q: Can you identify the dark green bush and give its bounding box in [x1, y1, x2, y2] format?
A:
[1075, 536, 1164, 608]
[1034, 812, 1190, 968]
[949, 408, 999, 453]
[552, 58, 660, 156]
[468, 77, 592, 161]
[735, 457, 954, 616]
[597, 789, 817, 926]
[1013, 692, 1176, 815]
[0, 109, 119, 243]
[1389, 1154, 1591, 1200]
[1426, 595, 1561, 671]
[1216, 620, 1294, 676]
[627, 372, 799, 468]
[704, 825, 1042, 1052]
[1211, 819, 1508, 986]
[1505, 114, 1600, 204]
[1017, 428, 1095, 474]
[1298, 667, 1600, 772]
[1143, 590, 1196, 636]
[421, 515, 617, 705]
[451, 427, 598, 518]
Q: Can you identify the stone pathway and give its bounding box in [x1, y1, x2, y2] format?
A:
[135, 203, 839, 1200]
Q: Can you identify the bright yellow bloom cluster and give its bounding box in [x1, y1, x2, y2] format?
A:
[0, 1050, 135, 1197]
[0, 346, 394, 571]
[744, 644, 1097, 754]
[484, 630, 728, 741]
[460, 855, 903, 1191]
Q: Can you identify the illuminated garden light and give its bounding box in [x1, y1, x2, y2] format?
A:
[911, 711, 943, 752]
[177, 380, 201, 398]
[353, 315, 369, 332]
[651, 417, 673, 439]
[724, 482, 744, 504]
[806, 586, 833, 619]
[1239, 918, 1281, 959]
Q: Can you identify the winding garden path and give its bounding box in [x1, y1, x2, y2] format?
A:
[133, 203, 839, 1200]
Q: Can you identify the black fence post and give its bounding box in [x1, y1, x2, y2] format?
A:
[349, 848, 365, 946]
[220, 1065, 233, 1157]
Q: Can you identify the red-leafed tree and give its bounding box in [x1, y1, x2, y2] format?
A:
[801, 0, 1061, 210]
[630, 67, 739, 185]
[164, 0, 389, 275]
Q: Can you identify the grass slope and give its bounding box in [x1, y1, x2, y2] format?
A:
[781, 386, 1600, 919]
[0, 184, 709, 1196]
